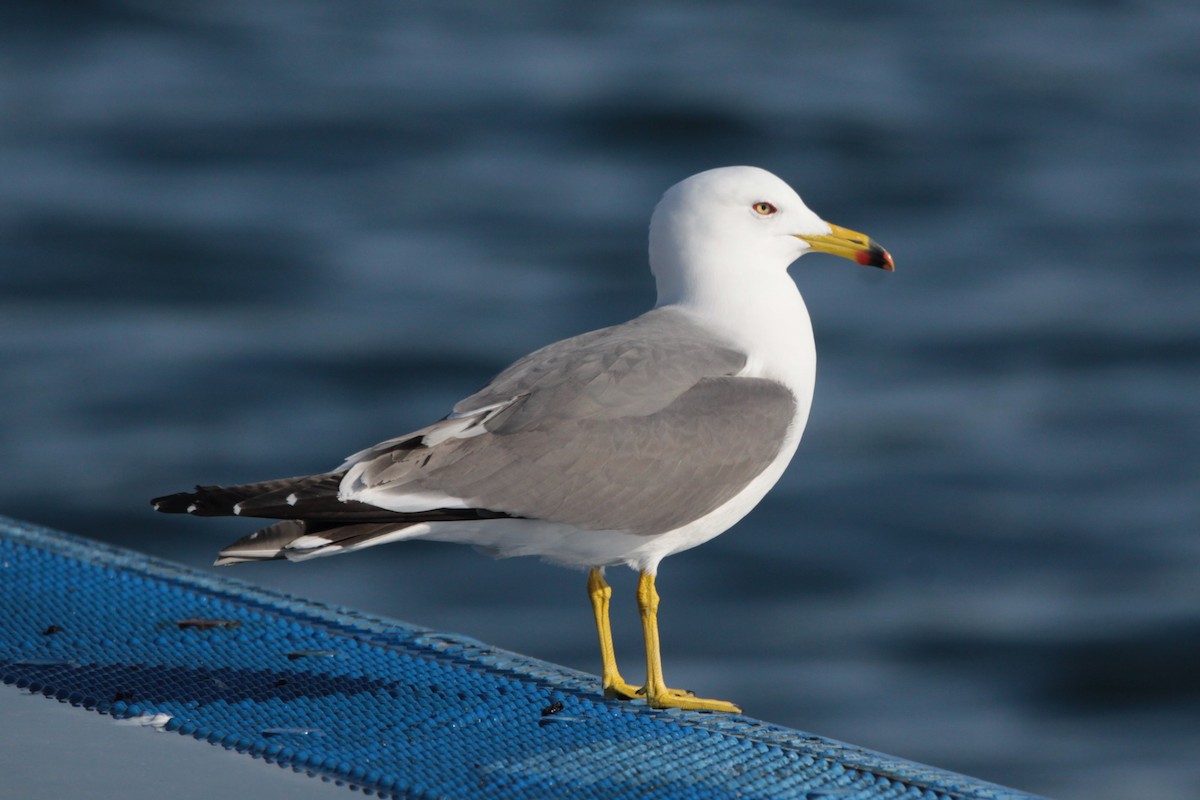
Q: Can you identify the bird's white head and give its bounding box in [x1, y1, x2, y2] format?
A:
[649, 166, 892, 309]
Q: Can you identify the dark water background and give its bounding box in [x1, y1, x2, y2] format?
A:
[3, 2, 1198, 797]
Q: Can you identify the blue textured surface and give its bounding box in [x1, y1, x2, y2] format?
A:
[0, 517, 1044, 800]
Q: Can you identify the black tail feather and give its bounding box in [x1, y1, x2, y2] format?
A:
[213, 520, 412, 565]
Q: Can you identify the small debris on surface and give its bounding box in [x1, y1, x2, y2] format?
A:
[286, 649, 340, 660]
[262, 727, 323, 738]
[175, 618, 240, 630]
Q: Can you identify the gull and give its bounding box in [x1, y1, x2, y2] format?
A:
[152, 166, 893, 713]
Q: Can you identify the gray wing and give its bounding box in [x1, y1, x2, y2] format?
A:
[341, 307, 797, 535]
[454, 306, 749, 424]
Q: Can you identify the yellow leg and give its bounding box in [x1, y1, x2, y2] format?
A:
[587, 567, 640, 700]
[636, 570, 742, 713]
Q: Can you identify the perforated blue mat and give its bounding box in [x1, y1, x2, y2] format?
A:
[0, 517, 1043, 800]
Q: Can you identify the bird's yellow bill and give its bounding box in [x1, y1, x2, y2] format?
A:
[797, 223, 894, 271]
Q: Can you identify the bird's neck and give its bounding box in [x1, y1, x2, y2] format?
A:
[655, 264, 816, 393]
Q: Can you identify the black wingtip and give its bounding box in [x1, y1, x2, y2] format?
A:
[150, 491, 195, 514]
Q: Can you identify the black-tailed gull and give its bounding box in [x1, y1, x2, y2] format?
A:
[152, 165, 893, 712]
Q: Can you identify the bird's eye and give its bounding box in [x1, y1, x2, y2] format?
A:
[752, 201, 777, 216]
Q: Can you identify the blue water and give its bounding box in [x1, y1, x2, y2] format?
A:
[3, 3, 1198, 798]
